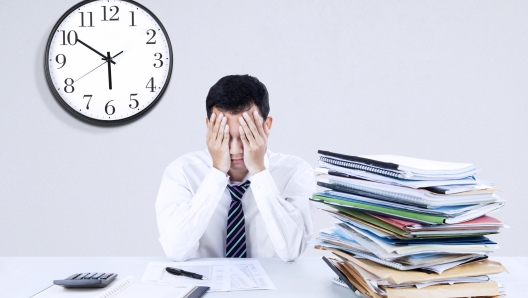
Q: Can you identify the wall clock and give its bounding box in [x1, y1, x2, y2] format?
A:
[45, 0, 173, 123]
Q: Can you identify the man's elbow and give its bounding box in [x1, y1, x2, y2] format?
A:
[160, 237, 194, 262]
[277, 242, 308, 262]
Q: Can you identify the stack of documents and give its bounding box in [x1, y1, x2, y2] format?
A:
[312, 150, 508, 297]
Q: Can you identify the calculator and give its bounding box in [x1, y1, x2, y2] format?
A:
[53, 273, 118, 288]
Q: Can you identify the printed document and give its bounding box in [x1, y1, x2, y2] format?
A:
[141, 260, 231, 292]
[230, 259, 276, 290]
[141, 259, 276, 291]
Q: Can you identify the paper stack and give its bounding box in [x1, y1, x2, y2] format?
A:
[312, 150, 508, 298]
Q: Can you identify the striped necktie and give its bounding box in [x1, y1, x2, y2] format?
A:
[226, 180, 251, 258]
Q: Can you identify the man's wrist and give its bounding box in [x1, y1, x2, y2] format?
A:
[249, 164, 266, 175]
[213, 163, 229, 174]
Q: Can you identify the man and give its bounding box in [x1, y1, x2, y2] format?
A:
[156, 75, 315, 261]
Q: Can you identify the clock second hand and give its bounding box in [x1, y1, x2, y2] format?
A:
[75, 51, 124, 83]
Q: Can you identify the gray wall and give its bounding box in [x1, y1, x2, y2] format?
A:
[1, 0, 527, 256]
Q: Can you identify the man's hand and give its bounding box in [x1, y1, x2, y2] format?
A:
[238, 111, 270, 175]
[207, 113, 230, 173]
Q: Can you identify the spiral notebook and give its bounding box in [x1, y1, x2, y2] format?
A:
[31, 277, 209, 298]
[318, 150, 478, 180]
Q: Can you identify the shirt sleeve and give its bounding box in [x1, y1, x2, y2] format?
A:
[250, 164, 316, 261]
[155, 165, 228, 261]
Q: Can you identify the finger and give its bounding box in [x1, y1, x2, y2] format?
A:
[222, 124, 230, 146]
[263, 122, 270, 137]
[239, 116, 256, 143]
[253, 110, 266, 138]
[239, 126, 250, 148]
[206, 113, 216, 138]
[243, 112, 260, 139]
[216, 116, 227, 143]
[212, 113, 223, 139]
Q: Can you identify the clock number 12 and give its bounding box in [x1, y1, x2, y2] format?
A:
[102, 6, 119, 21]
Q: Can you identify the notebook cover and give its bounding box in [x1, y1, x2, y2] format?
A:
[317, 181, 426, 207]
[312, 194, 446, 224]
[318, 150, 400, 170]
[322, 257, 358, 293]
[187, 286, 209, 298]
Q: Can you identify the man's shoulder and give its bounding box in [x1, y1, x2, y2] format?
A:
[267, 150, 312, 171]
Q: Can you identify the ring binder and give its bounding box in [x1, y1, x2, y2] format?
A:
[319, 156, 405, 179]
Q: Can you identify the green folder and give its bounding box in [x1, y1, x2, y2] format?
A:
[330, 206, 410, 237]
[312, 194, 446, 224]
[328, 206, 495, 238]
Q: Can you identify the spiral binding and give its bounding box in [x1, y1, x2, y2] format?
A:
[330, 179, 426, 206]
[96, 277, 135, 298]
[319, 156, 405, 179]
[331, 277, 349, 289]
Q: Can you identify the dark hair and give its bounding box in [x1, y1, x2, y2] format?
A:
[206, 75, 270, 119]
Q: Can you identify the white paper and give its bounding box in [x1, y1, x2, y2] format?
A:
[141, 259, 275, 292]
[141, 260, 231, 292]
[230, 259, 276, 290]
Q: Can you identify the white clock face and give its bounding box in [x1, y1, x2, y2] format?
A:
[46, 0, 172, 122]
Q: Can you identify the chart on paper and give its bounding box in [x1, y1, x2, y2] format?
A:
[231, 259, 276, 290]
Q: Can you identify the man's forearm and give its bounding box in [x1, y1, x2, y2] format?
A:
[157, 167, 228, 261]
[250, 169, 314, 261]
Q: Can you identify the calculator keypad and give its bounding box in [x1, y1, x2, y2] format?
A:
[68, 273, 114, 280]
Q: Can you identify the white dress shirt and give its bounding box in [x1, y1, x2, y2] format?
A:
[155, 149, 316, 262]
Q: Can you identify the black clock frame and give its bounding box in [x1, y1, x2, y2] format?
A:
[44, 0, 173, 124]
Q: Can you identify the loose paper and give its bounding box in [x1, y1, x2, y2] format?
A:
[141, 259, 276, 292]
[141, 260, 231, 292]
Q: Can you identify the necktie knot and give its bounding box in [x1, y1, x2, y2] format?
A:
[227, 180, 251, 201]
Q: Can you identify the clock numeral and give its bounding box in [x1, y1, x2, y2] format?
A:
[84, 95, 93, 109]
[129, 93, 139, 109]
[55, 54, 66, 69]
[129, 11, 136, 26]
[102, 5, 119, 21]
[79, 12, 94, 27]
[105, 100, 116, 115]
[59, 30, 78, 46]
[64, 78, 75, 93]
[154, 53, 163, 68]
[146, 29, 156, 44]
[146, 77, 156, 92]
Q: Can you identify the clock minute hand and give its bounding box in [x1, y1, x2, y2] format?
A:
[77, 39, 116, 65]
[107, 52, 113, 90]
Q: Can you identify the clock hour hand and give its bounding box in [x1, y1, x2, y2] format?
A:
[77, 39, 116, 65]
[101, 51, 123, 60]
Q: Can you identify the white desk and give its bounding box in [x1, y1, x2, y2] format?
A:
[1, 257, 526, 297]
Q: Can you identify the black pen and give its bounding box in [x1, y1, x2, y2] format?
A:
[165, 267, 208, 280]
